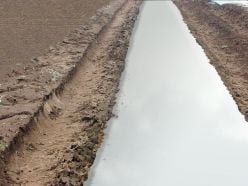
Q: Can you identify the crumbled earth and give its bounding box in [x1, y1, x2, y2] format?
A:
[0, 0, 141, 185]
[175, 0, 248, 120]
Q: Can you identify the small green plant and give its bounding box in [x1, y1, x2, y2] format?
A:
[0, 140, 7, 151]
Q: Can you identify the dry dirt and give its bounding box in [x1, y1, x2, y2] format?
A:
[175, 0, 248, 120]
[0, 0, 112, 81]
[0, 0, 141, 185]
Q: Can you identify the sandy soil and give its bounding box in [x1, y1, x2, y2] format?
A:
[0, 0, 112, 81]
[0, 0, 141, 185]
[175, 1, 248, 120]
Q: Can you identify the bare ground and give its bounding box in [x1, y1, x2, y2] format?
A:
[0, 0, 112, 81]
[0, 0, 126, 183]
[0, 0, 141, 185]
[175, 1, 248, 120]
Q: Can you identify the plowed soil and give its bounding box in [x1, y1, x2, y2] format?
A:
[175, 1, 248, 120]
[0, 0, 141, 185]
[0, 0, 111, 81]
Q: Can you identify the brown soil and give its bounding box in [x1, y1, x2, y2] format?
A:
[0, 0, 141, 185]
[175, 1, 248, 120]
[0, 0, 112, 81]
